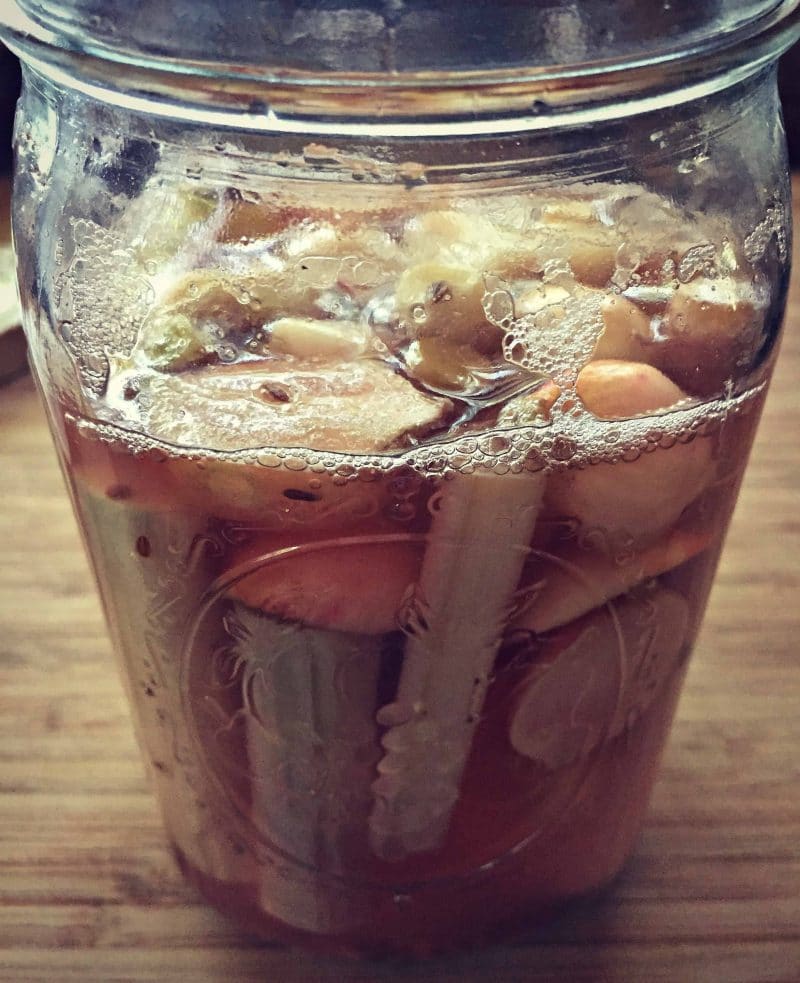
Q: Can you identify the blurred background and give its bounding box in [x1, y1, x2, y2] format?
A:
[0, 43, 22, 383]
[1, 38, 799, 383]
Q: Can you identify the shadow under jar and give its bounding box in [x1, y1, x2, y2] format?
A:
[3, 0, 798, 958]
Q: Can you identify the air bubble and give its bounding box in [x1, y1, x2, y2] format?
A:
[552, 436, 577, 461]
[217, 344, 238, 362]
[482, 287, 515, 329]
[411, 304, 427, 324]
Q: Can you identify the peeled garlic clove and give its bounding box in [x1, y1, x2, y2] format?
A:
[576, 360, 687, 418]
[515, 283, 571, 317]
[269, 317, 369, 361]
[539, 201, 619, 288]
[591, 294, 654, 361]
[545, 359, 713, 545]
[664, 276, 763, 343]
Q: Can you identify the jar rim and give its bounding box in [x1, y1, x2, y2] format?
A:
[3, 0, 800, 135]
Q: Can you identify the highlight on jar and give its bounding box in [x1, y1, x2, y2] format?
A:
[55, 170, 778, 938]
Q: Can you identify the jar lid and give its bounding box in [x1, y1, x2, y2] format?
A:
[7, 0, 794, 73]
[3, 0, 800, 133]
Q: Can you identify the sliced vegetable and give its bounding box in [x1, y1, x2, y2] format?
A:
[369, 469, 545, 859]
[110, 359, 453, 455]
[228, 602, 384, 930]
[509, 586, 690, 768]
[225, 535, 423, 635]
[268, 317, 369, 361]
[511, 525, 711, 635]
[75, 488, 234, 880]
[167, 455, 394, 528]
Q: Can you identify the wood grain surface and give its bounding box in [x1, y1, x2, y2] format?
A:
[1, 188, 799, 983]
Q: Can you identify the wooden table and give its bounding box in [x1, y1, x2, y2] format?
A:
[2, 216, 799, 983]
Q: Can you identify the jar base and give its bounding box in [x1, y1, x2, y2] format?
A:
[172, 843, 631, 960]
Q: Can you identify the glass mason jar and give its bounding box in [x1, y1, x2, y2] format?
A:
[3, 0, 799, 958]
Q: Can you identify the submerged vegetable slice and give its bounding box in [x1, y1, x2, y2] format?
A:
[545, 360, 714, 545]
[369, 469, 544, 860]
[108, 359, 454, 454]
[227, 602, 385, 931]
[225, 535, 423, 635]
[511, 525, 711, 635]
[509, 586, 690, 768]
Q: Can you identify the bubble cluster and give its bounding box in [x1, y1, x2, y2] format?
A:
[744, 201, 788, 264]
[56, 218, 153, 393]
[677, 243, 717, 283]
[502, 291, 604, 386]
[72, 379, 762, 487]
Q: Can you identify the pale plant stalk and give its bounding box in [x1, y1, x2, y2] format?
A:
[369, 469, 545, 860]
[230, 604, 383, 932]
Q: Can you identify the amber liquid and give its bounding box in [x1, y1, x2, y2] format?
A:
[57, 385, 764, 957]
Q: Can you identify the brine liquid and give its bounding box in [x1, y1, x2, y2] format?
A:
[58, 381, 766, 956]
